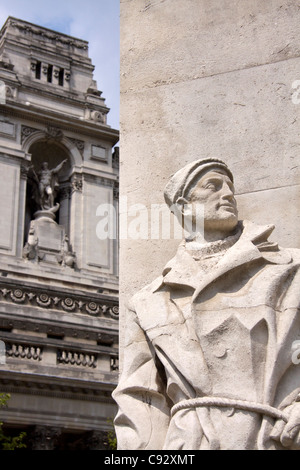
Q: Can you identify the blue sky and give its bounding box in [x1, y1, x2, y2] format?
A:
[0, 0, 120, 130]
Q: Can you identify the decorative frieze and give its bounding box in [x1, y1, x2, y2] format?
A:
[0, 284, 119, 320]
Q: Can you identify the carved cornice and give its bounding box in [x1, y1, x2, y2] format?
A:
[2, 106, 119, 145]
[9, 19, 89, 51]
[0, 374, 115, 402]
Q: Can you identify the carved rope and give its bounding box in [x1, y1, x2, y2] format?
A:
[171, 396, 288, 422]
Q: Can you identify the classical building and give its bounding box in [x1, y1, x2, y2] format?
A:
[0, 17, 119, 450]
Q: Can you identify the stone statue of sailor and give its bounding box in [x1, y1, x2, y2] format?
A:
[113, 158, 300, 450]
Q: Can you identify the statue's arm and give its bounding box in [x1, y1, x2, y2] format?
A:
[112, 306, 170, 450]
[52, 159, 67, 174]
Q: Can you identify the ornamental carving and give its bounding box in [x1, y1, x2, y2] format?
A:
[61, 297, 76, 312]
[10, 289, 26, 303]
[86, 302, 100, 315]
[69, 138, 85, 157]
[21, 125, 39, 144]
[71, 174, 83, 193]
[36, 293, 51, 307]
[0, 285, 118, 320]
[20, 161, 31, 179]
[45, 125, 63, 141]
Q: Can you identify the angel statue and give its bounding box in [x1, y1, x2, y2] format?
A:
[29, 160, 67, 211]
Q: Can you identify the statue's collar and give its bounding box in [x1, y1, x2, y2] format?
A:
[160, 220, 292, 292]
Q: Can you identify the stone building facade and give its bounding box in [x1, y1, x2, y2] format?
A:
[0, 17, 119, 449]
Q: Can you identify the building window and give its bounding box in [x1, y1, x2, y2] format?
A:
[32, 61, 66, 87]
[58, 68, 64, 86]
[35, 61, 41, 80]
[47, 65, 53, 83]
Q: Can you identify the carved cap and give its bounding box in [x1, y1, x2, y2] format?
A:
[164, 158, 234, 207]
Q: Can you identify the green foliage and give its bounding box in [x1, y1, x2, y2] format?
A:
[0, 393, 27, 450]
[106, 418, 117, 450]
[0, 393, 10, 408]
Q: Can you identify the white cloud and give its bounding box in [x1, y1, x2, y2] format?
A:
[0, 0, 119, 130]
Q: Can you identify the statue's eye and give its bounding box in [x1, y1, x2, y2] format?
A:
[204, 182, 217, 190]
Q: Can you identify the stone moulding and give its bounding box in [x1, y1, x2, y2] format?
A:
[0, 316, 117, 347]
[0, 375, 114, 403]
[0, 283, 119, 320]
[9, 19, 89, 51]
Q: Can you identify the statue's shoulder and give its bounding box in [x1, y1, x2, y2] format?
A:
[128, 275, 164, 311]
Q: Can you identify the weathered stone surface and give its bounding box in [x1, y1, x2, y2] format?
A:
[118, 0, 300, 449]
[119, 0, 300, 322]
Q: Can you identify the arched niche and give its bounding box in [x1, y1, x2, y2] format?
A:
[24, 139, 73, 244]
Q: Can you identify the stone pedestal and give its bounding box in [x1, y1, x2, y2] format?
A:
[23, 210, 76, 268]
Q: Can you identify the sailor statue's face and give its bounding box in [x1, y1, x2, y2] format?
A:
[187, 169, 239, 235]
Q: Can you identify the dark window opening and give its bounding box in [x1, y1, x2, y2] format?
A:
[47, 333, 65, 340]
[35, 61, 41, 80]
[47, 65, 53, 83]
[58, 68, 64, 86]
